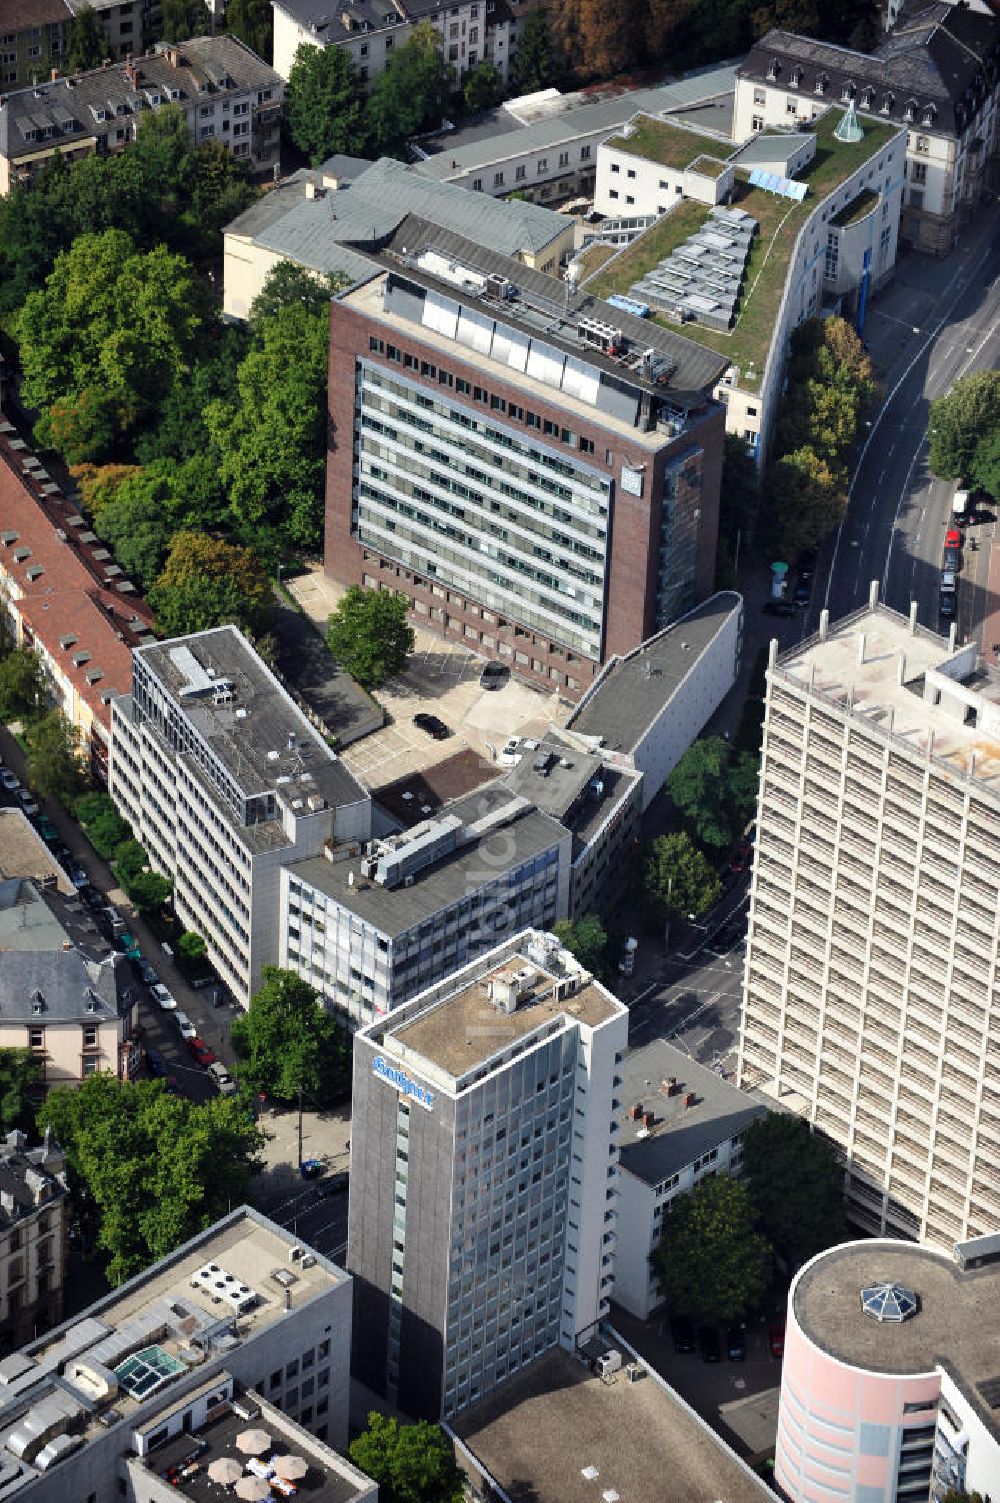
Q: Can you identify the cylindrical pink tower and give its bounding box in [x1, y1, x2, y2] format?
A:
[776, 1241, 947, 1503]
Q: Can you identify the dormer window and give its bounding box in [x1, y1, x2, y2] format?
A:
[766, 57, 780, 81]
[880, 92, 895, 114]
[814, 72, 828, 96]
[861, 86, 874, 109]
[922, 104, 936, 127]
[791, 65, 802, 88]
[904, 98, 917, 122]
[90, 104, 107, 122]
[62, 120, 75, 135]
[22, 127, 37, 143]
[841, 81, 855, 103]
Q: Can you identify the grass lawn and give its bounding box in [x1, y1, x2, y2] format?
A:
[607, 115, 732, 171]
[586, 111, 900, 389]
[832, 188, 880, 226]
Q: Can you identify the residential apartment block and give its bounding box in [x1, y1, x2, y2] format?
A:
[776, 1236, 1000, 1503]
[0, 819, 140, 1088]
[739, 595, 1000, 1249]
[326, 224, 727, 699]
[109, 626, 371, 1005]
[348, 929, 628, 1420]
[0, 1130, 68, 1355]
[222, 152, 576, 320]
[281, 783, 571, 1027]
[272, 0, 513, 88]
[733, 4, 1000, 255]
[0, 35, 283, 194]
[0, 1207, 365, 1500]
[612, 1041, 769, 1320]
[0, 427, 155, 784]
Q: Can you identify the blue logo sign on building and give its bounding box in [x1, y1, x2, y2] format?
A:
[373, 1055, 435, 1111]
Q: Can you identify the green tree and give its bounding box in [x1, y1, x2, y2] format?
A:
[0, 648, 46, 724]
[651, 1174, 771, 1321]
[176, 931, 208, 964]
[149, 531, 272, 638]
[515, 5, 555, 90]
[37, 387, 119, 465]
[284, 43, 367, 166]
[717, 433, 758, 585]
[178, 140, 257, 257]
[0, 1050, 45, 1134]
[66, 3, 106, 72]
[767, 444, 847, 560]
[38, 1074, 265, 1285]
[348, 1414, 465, 1503]
[553, 914, 608, 975]
[226, 0, 274, 60]
[929, 371, 1000, 484]
[205, 300, 329, 552]
[463, 60, 503, 112]
[114, 838, 148, 885]
[365, 23, 452, 154]
[326, 585, 415, 688]
[88, 464, 190, 591]
[126, 870, 174, 914]
[231, 967, 350, 1107]
[969, 428, 1000, 502]
[81, 802, 134, 860]
[134, 325, 250, 466]
[249, 262, 347, 327]
[17, 229, 207, 456]
[161, 0, 211, 39]
[644, 831, 721, 921]
[24, 711, 82, 801]
[741, 1114, 846, 1270]
[667, 737, 758, 851]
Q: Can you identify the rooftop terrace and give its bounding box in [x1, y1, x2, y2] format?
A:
[606, 114, 733, 171]
[588, 110, 900, 388]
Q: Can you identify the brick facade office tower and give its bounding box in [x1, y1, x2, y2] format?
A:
[325, 227, 727, 698]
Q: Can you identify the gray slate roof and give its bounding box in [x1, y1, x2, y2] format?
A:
[272, 0, 440, 47]
[412, 64, 740, 181]
[0, 35, 281, 160]
[739, 4, 1000, 139]
[566, 591, 743, 752]
[224, 154, 571, 280]
[616, 1039, 769, 1186]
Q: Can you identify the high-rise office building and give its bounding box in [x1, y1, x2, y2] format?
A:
[739, 594, 1000, 1249]
[325, 224, 728, 698]
[347, 929, 628, 1420]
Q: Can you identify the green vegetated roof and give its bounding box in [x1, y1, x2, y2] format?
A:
[606, 114, 733, 172]
[832, 188, 880, 227]
[589, 111, 900, 389]
[689, 156, 730, 179]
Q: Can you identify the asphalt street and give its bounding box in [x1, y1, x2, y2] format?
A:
[819, 204, 1000, 636]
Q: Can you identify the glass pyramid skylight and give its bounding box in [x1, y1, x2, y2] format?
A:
[860, 1281, 918, 1323]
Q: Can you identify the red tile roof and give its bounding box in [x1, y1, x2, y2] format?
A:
[0, 442, 148, 739]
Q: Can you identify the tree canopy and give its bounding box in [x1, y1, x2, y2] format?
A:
[928, 371, 1000, 490]
[515, 6, 556, 90]
[348, 1414, 465, 1503]
[249, 261, 346, 328]
[651, 1174, 772, 1321]
[38, 1074, 265, 1285]
[285, 44, 367, 165]
[161, 0, 211, 39]
[364, 24, 452, 154]
[25, 711, 83, 802]
[741, 1114, 846, 1269]
[553, 914, 608, 976]
[231, 967, 351, 1108]
[643, 832, 721, 921]
[66, 4, 106, 72]
[666, 737, 759, 851]
[17, 229, 207, 456]
[326, 585, 415, 688]
[0, 647, 46, 724]
[226, 0, 274, 60]
[149, 531, 272, 638]
[0, 1050, 45, 1135]
[463, 61, 504, 112]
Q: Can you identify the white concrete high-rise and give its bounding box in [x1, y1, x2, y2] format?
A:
[739, 593, 1000, 1250]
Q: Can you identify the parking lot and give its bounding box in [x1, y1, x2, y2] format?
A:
[287, 566, 561, 791]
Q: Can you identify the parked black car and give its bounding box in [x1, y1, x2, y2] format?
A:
[699, 1324, 722, 1363]
[762, 600, 795, 618]
[727, 1325, 747, 1361]
[413, 712, 449, 740]
[669, 1313, 696, 1353]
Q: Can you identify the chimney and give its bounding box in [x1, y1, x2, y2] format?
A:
[629, 1103, 643, 1121]
[684, 1092, 696, 1108]
[284, 1288, 292, 1311]
[868, 579, 879, 610]
[818, 607, 829, 641]
[50, 68, 59, 82]
[642, 1112, 655, 1129]
[948, 622, 957, 652]
[897, 653, 906, 686]
[857, 632, 866, 664]
[305, 179, 316, 199]
[909, 600, 918, 634]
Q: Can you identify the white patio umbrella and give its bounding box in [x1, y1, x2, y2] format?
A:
[235, 1478, 271, 1502]
[207, 1457, 244, 1485]
[271, 1454, 309, 1480]
[235, 1428, 272, 1456]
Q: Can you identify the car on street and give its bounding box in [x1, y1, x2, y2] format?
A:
[138, 960, 159, 986]
[36, 816, 58, 844]
[174, 1011, 197, 1042]
[0, 770, 19, 792]
[69, 866, 88, 889]
[150, 983, 177, 1011]
[299, 1158, 325, 1180]
[939, 589, 956, 619]
[669, 1313, 696, 1353]
[769, 1321, 786, 1359]
[479, 661, 510, 691]
[319, 1170, 350, 1198]
[413, 712, 449, 740]
[793, 578, 812, 607]
[796, 547, 817, 583]
[207, 1061, 238, 1095]
[729, 839, 753, 875]
[119, 933, 141, 962]
[145, 1046, 168, 1078]
[187, 1037, 217, 1068]
[727, 1326, 747, 1361]
[699, 1325, 722, 1363]
[762, 600, 795, 618]
[80, 884, 103, 909]
[17, 789, 40, 817]
[945, 527, 962, 551]
[943, 546, 961, 571]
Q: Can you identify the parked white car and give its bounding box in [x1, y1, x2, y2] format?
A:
[208, 1062, 238, 1096]
[174, 1011, 197, 1041]
[1, 770, 19, 792]
[498, 736, 538, 768]
[150, 983, 177, 1011]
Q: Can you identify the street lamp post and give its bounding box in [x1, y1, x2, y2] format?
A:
[663, 875, 674, 953]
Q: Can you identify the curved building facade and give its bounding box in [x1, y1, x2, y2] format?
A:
[775, 1238, 1000, 1503]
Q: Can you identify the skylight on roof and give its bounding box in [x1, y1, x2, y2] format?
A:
[860, 1281, 918, 1323]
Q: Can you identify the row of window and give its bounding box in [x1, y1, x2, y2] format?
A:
[473, 144, 591, 191]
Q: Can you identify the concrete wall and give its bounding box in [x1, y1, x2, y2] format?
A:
[594, 144, 732, 217]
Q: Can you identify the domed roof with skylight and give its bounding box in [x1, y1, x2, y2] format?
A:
[860, 1281, 918, 1323]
